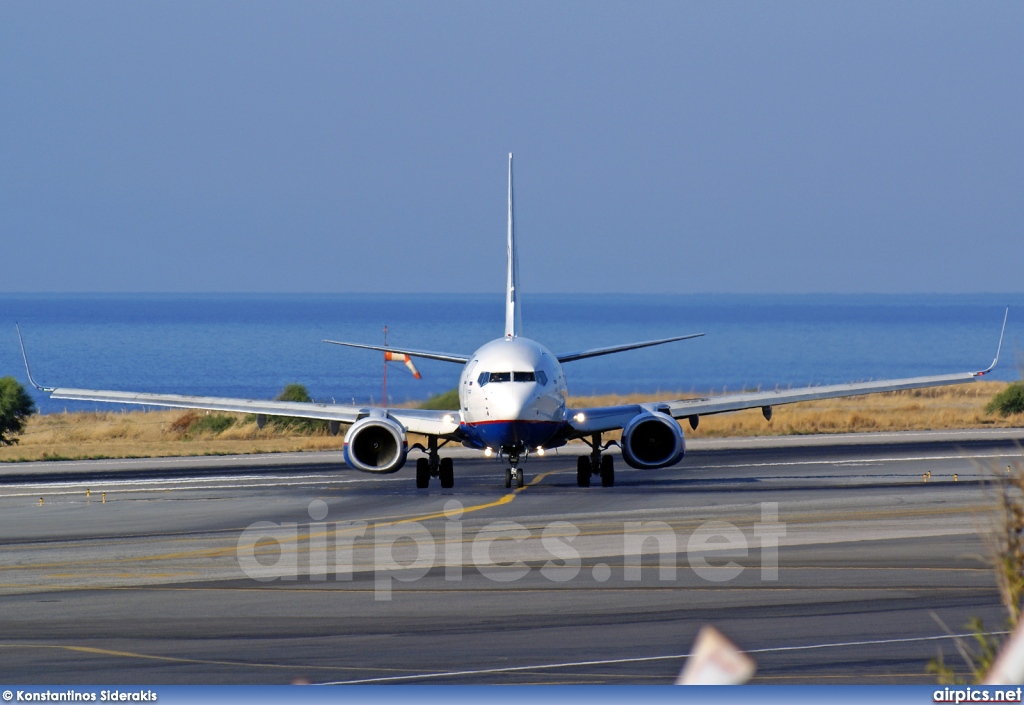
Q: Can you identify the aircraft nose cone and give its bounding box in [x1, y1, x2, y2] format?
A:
[490, 384, 538, 420]
[470, 383, 559, 452]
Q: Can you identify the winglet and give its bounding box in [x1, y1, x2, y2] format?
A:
[15, 324, 54, 392]
[504, 152, 522, 338]
[975, 307, 1009, 376]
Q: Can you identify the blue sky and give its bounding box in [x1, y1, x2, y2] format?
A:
[1, 2, 1021, 294]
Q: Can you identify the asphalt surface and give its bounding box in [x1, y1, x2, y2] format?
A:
[1, 430, 1023, 685]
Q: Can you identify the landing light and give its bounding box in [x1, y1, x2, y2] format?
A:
[536, 446, 545, 456]
[574, 412, 586, 423]
[442, 414, 454, 425]
[484, 447, 493, 457]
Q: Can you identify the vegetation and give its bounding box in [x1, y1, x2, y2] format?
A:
[928, 618, 1002, 685]
[929, 460, 1024, 683]
[987, 382, 1024, 417]
[0, 408, 347, 462]
[0, 376, 36, 446]
[419, 387, 460, 410]
[267, 383, 327, 433]
[170, 411, 236, 439]
[276, 383, 314, 403]
[237, 383, 329, 433]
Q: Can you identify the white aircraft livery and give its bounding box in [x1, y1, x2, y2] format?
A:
[18, 154, 1008, 490]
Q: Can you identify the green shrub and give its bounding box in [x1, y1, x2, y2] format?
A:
[189, 414, 236, 435]
[170, 411, 235, 439]
[987, 382, 1024, 417]
[419, 388, 460, 410]
[270, 383, 327, 434]
[276, 383, 313, 403]
[0, 376, 36, 446]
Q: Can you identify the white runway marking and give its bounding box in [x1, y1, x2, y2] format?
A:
[318, 631, 1009, 684]
[0, 452, 347, 471]
[692, 451, 1024, 470]
[3, 450, 1020, 496]
[0, 474, 405, 498]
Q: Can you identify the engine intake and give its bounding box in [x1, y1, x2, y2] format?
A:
[621, 411, 685, 469]
[343, 416, 407, 474]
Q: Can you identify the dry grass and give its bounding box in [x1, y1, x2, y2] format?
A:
[0, 409, 347, 462]
[1, 381, 1020, 463]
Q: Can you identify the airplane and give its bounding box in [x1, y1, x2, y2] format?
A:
[17, 154, 1008, 490]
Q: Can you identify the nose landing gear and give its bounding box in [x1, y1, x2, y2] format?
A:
[504, 452, 524, 489]
[577, 433, 615, 488]
[504, 467, 524, 489]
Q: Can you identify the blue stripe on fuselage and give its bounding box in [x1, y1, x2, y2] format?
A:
[461, 420, 566, 451]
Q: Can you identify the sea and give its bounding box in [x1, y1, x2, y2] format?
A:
[0, 293, 1020, 415]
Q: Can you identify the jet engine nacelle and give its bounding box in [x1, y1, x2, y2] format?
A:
[620, 411, 685, 470]
[343, 415, 408, 474]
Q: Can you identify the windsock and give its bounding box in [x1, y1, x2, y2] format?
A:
[384, 351, 422, 379]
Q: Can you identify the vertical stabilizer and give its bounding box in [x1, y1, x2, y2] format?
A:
[505, 152, 522, 338]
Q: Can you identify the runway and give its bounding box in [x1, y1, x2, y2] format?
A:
[1, 430, 1023, 685]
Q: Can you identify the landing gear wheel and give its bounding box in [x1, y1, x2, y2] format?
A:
[576, 456, 591, 487]
[516, 468, 524, 488]
[416, 457, 430, 489]
[439, 457, 454, 489]
[600, 455, 615, 487]
[505, 468, 513, 489]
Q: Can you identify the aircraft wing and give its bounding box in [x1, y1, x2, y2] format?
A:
[45, 387, 460, 437]
[661, 370, 982, 420]
[556, 333, 704, 363]
[568, 309, 1008, 435]
[49, 388, 364, 423]
[568, 370, 984, 435]
[17, 325, 461, 438]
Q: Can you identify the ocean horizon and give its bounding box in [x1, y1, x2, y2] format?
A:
[0, 293, 1019, 415]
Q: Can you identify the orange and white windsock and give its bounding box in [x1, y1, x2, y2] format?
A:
[384, 351, 422, 379]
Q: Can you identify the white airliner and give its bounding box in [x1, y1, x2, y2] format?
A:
[18, 154, 1007, 490]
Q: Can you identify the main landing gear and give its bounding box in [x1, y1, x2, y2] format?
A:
[414, 436, 454, 489]
[577, 433, 615, 488]
[504, 452, 524, 489]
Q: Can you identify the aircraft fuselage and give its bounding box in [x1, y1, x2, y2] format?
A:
[457, 336, 568, 456]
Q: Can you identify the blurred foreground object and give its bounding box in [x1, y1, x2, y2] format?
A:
[676, 625, 756, 685]
[986, 620, 1024, 684]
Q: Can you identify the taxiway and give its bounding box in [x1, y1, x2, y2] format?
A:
[1, 430, 1022, 684]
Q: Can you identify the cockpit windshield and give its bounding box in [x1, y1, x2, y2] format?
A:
[477, 371, 544, 386]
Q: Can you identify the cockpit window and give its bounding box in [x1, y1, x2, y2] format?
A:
[480, 371, 540, 384]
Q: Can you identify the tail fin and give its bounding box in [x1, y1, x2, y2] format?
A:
[505, 152, 522, 338]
